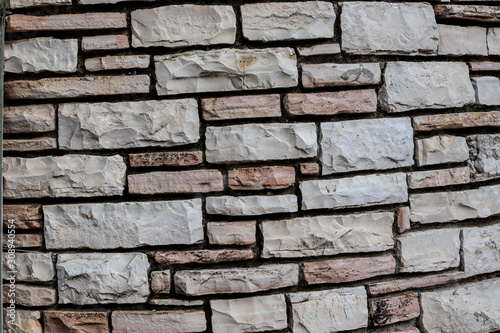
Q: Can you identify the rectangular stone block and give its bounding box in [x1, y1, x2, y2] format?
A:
[468, 134, 500, 181]
[4, 234, 43, 248]
[408, 167, 470, 189]
[397, 207, 411, 233]
[4, 310, 42, 333]
[416, 135, 469, 166]
[261, 212, 394, 258]
[44, 199, 203, 249]
[435, 5, 500, 23]
[112, 310, 206, 333]
[489, 28, 500, 55]
[413, 111, 500, 131]
[4, 104, 56, 133]
[128, 170, 223, 194]
[7, 13, 127, 32]
[472, 76, 500, 105]
[7, 0, 70, 8]
[44, 312, 109, 333]
[470, 61, 500, 71]
[154, 48, 298, 95]
[151, 270, 171, 294]
[85, 55, 150, 72]
[438, 25, 487, 55]
[3, 284, 56, 307]
[463, 223, 500, 277]
[300, 162, 320, 175]
[4, 137, 56, 151]
[206, 195, 298, 216]
[155, 249, 253, 265]
[297, 43, 341, 56]
[207, 221, 256, 246]
[228, 166, 295, 190]
[3, 155, 126, 199]
[148, 299, 203, 307]
[301, 173, 408, 210]
[202, 94, 281, 121]
[3, 204, 43, 229]
[3, 252, 54, 282]
[129, 151, 203, 168]
[82, 35, 129, 51]
[369, 293, 420, 326]
[302, 62, 381, 88]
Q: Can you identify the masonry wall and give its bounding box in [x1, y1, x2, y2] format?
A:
[2, 0, 500, 332]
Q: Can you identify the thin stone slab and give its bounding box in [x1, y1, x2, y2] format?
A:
[416, 135, 469, 166]
[472, 76, 500, 105]
[85, 55, 150, 72]
[408, 167, 470, 189]
[297, 43, 341, 56]
[4, 104, 55, 134]
[434, 5, 500, 23]
[3, 252, 54, 282]
[44, 312, 110, 333]
[438, 25, 487, 55]
[470, 61, 500, 71]
[228, 166, 295, 190]
[302, 63, 381, 88]
[129, 151, 203, 168]
[112, 310, 206, 333]
[128, 170, 223, 194]
[4, 137, 57, 151]
[82, 35, 129, 51]
[7, 0, 70, 8]
[202, 95, 281, 121]
[463, 223, 500, 277]
[468, 134, 500, 181]
[206, 195, 298, 216]
[413, 111, 500, 131]
[155, 249, 253, 265]
[7, 13, 127, 32]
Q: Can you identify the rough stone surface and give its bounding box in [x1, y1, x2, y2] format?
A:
[149, 299, 204, 307]
[3, 155, 126, 199]
[489, 28, 500, 55]
[438, 25, 488, 55]
[301, 173, 408, 210]
[44, 312, 109, 333]
[472, 76, 500, 105]
[7, 0, 70, 8]
[408, 167, 471, 189]
[151, 270, 171, 294]
[57, 253, 150, 304]
[4, 234, 43, 248]
[206, 123, 317, 163]
[321, 118, 413, 174]
[300, 162, 320, 175]
[174, 264, 298, 296]
[132, 5, 236, 48]
[410, 185, 500, 223]
[112, 310, 207, 333]
[228, 166, 295, 190]
[3, 252, 54, 282]
[416, 135, 469, 166]
[3, 310, 41, 333]
[44, 199, 203, 249]
[4, 137, 57, 151]
[5, 38, 78, 74]
[155, 249, 254, 265]
[468, 134, 500, 181]
[206, 195, 298, 216]
[3, 204, 43, 229]
[82, 35, 129, 51]
[397, 207, 411, 233]
[397, 229, 461, 272]
[202, 95, 281, 121]
[211, 294, 287, 332]
[297, 43, 341, 56]
[129, 151, 203, 168]
[463, 223, 500, 277]
[414, 111, 500, 131]
[4, 284, 56, 307]
[289, 287, 368, 332]
[241, 2, 335, 41]
[7, 13, 127, 32]
[435, 5, 500, 23]
[85, 55, 150, 72]
[341, 2, 438, 55]
[4, 104, 55, 134]
[207, 221, 256, 245]
[470, 61, 500, 71]
[379, 62, 475, 112]
[154, 48, 297, 95]
[128, 170, 223, 194]
[302, 62, 381, 88]
[421, 279, 500, 333]
[369, 293, 420, 326]
[261, 212, 394, 258]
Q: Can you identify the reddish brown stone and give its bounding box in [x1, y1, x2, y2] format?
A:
[303, 255, 396, 285]
[129, 151, 203, 168]
[207, 221, 256, 245]
[369, 293, 420, 326]
[128, 170, 224, 194]
[4, 137, 56, 151]
[470, 62, 500, 71]
[151, 270, 171, 294]
[85, 55, 150, 72]
[82, 35, 129, 52]
[413, 111, 500, 131]
[396, 207, 411, 233]
[3, 204, 43, 229]
[155, 249, 254, 265]
[435, 5, 500, 23]
[408, 167, 470, 189]
[3, 234, 43, 248]
[299, 163, 320, 175]
[44, 311, 110, 333]
[7, 13, 127, 32]
[284, 89, 377, 115]
[202, 95, 281, 121]
[112, 310, 206, 333]
[3, 284, 56, 307]
[4, 104, 56, 134]
[228, 166, 295, 190]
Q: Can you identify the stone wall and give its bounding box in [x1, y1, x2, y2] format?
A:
[2, 0, 500, 332]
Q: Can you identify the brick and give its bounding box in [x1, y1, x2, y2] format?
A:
[82, 35, 129, 52]
[44, 312, 109, 333]
[302, 63, 381, 88]
[397, 207, 411, 233]
[130, 151, 203, 168]
[7, 13, 127, 32]
[470, 61, 500, 71]
[408, 167, 470, 189]
[207, 221, 256, 246]
[206, 195, 298, 216]
[128, 170, 223, 194]
[112, 310, 206, 333]
[3, 204, 43, 229]
[155, 249, 254, 265]
[3, 284, 56, 307]
[369, 293, 420, 326]
[472, 76, 500, 105]
[468, 134, 500, 181]
[3, 234, 43, 248]
[463, 223, 500, 277]
[85, 55, 150, 72]
[416, 135, 469, 166]
[438, 25, 487, 56]
[228, 166, 295, 190]
[299, 162, 319, 175]
[297, 43, 341, 56]
[202, 94, 281, 121]
[4, 137, 57, 151]
[151, 270, 171, 294]
[4, 104, 55, 134]
[435, 5, 500, 23]
[413, 111, 500, 131]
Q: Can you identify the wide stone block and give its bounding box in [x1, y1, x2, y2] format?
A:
[129, 151, 203, 168]
[44, 312, 109, 333]
[82, 35, 129, 51]
[438, 25, 487, 56]
[207, 221, 256, 245]
[154, 48, 298, 95]
[85, 55, 150, 72]
[416, 135, 469, 166]
[414, 111, 500, 131]
[112, 310, 206, 333]
[3, 204, 43, 229]
[4, 234, 43, 248]
[202, 95, 281, 121]
[468, 134, 500, 181]
[408, 167, 470, 189]
[7, 13, 127, 32]
[3, 252, 54, 282]
[228, 166, 295, 190]
[489, 28, 500, 55]
[463, 223, 500, 277]
[302, 62, 381, 88]
[4, 104, 55, 134]
[155, 249, 253, 265]
[128, 170, 223, 194]
[44, 199, 203, 249]
[472, 76, 500, 105]
[206, 195, 298, 216]
[369, 293, 420, 326]
[3, 310, 41, 333]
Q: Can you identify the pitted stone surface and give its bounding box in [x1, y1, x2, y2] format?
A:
[472, 76, 500, 105]
[463, 223, 500, 277]
[4, 104, 55, 134]
[3, 252, 54, 282]
[468, 134, 500, 181]
[416, 135, 469, 166]
[302, 62, 381, 88]
[112, 310, 207, 333]
[206, 195, 298, 216]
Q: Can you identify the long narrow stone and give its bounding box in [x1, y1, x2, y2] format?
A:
[3, 204, 43, 229]
[228, 166, 295, 190]
[129, 170, 223, 194]
[434, 5, 500, 23]
[202, 95, 281, 121]
[413, 111, 500, 131]
[82, 35, 129, 51]
[206, 195, 298, 216]
[112, 310, 206, 333]
[7, 13, 127, 32]
[85, 55, 150, 72]
[302, 63, 381, 88]
[129, 151, 203, 168]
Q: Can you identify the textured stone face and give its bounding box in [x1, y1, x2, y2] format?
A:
[206, 195, 298, 216]
[206, 123, 317, 163]
[5, 234, 43, 248]
[379, 62, 475, 112]
[301, 173, 408, 210]
[241, 1, 335, 41]
[321, 118, 413, 174]
[228, 166, 295, 190]
[202, 95, 281, 121]
[82, 34, 129, 51]
[155, 249, 253, 265]
[128, 170, 223, 194]
[408, 167, 470, 189]
[149, 299, 204, 307]
[207, 221, 256, 245]
[3, 204, 43, 229]
[85, 55, 150, 72]
[416, 135, 469, 166]
[472, 76, 500, 105]
[489, 28, 500, 55]
[57, 253, 150, 304]
[397, 229, 460, 272]
[434, 5, 500, 23]
[150, 270, 171, 294]
[463, 223, 500, 277]
[302, 63, 381, 88]
[297, 43, 340, 56]
[112, 311, 207, 333]
[261, 212, 394, 258]
[44, 312, 109, 333]
[3, 310, 42, 333]
[410, 185, 500, 223]
[4, 104, 56, 134]
[3, 252, 54, 282]
[44, 199, 203, 249]
[470, 61, 500, 71]
[5, 38, 77, 74]
[154, 48, 298, 95]
[468, 134, 500, 181]
[438, 25, 488, 55]
[129, 151, 203, 168]
[174, 264, 299, 296]
[7, 0, 70, 8]
[211, 295, 287, 332]
[3, 155, 126, 199]
[341, 2, 438, 55]
[5, 284, 57, 307]
[414, 111, 500, 131]
[4, 137, 57, 151]
[289, 287, 368, 332]
[421, 279, 500, 333]
[369, 293, 420, 326]
[7, 13, 127, 32]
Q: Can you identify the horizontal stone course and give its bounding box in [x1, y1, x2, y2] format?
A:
[413, 111, 500, 131]
[228, 166, 295, 190]
[85, 55, 150, 72]
[128, 170, 223, 194]
[82, 35, 129, 51]
[7, 13, 127, 32]
[129, 151, 203, 168]
[206, 195, 298, 216]
[112, 310, 206, 333]
[202, 95, 281, 121]
[3, 104, 56, 134]
[154, 249, 254, 265]
[207, 221, 256, 245]
[302, 62, 381, 88]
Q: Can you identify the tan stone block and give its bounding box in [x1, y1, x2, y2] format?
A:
[435, 5, 500, 23]
[44, 311, 109, 333]
[369, 293, 420, 326]
[155, 249, 253, 265]
[3, 204, 43, 229]
[408, 167, 470, 189]
[4, 137, 56, 151]
[129, 151, 203, 168]
[202, 95, 281, 121]
[413, 111, 500, 131]
[112, 310, 206, 333]
[82, 35, 129, 52]
[7, 13, 127, 32]
[470, 61, 500, 71]
[3, 284, 56, 307]
[302, 63, 381, 88]
[297, 43, 341, 56]
[228, 166, 295, 190]
[151, 270, 171, 294]
[85, 55, 150, 72]
[3, 234, 43, 248]
[207, 221, 256, 246]
[397, 207, 411, 233]
[4, 104, 56, 134]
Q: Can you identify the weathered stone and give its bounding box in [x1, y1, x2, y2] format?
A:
[488, 28, 500, 55]
[300, 162, 320, 175]
[408, 167, 471, 189]
[241, 2, 335, 41]
[302, 63, 381, 88]
[154, 48, 298, 95]
[59, 99, 198, 149]
[3, 155, 126, 199]
[421, 278, 500, 333]
[112, 310, 206, 333]
[416, 135, 469, 166]
[7, 0, 70, 8]
[206, 123, 317, 163]
[379, 62, 475, 112]
[206, 195, 298, 216]
[57, 253, 149, 304]
[174, 264, 298, 296]
[342, 2, 438, 55]
[3, 252, 54, 282]
[285, 89, 377, 115]
[301, 173, 408, 210]
[410, 185, 500, 223]
[151, 270, 171, 294]
[303, 255, 396, 285]
[468, 134, 500, 181]
[5, 38, 77, 74]
[435, 5, 500, 23]
[79, 0, 153, 4]
[414, 111, 500, 131]
[321, 118, 413, 174]
[4, 137, 57, 151]
[438, 25, 487, 55]
[155, 249, 253, 265]
[261, 212, 394, 258]
[3, 284, 56, 307]
[297, 43, 341, 56]
[149, 299, 204, 307]
[129, 151, 203, 168]
[397, 229, 460, 272]
[472, 76, 500, 105]
[211, 294, 287, 332]
[82, 35, 129, 51]
[44, 199, 203, 249]
[4, 104, 55, 134]
[5, 75, 150, 100]
[85, 55, 149, 72]
[3, 310, 41, 333]
[7, 13, 127, 32]
[3, 204, 43, 229]
[129, 170, 223, 194]
[369, 293, 420, 326]
[202, 95, 281, 121]
[3, 234, 43, 248]
[228, 166, 295, 190]
[44, 312, 109, 333]
[289, 287, 368, 332]
[463, 223, 500, 277]
[132, 5, 235, 48]
[207, 221, 256, 245]
[470, 61, 500, 71]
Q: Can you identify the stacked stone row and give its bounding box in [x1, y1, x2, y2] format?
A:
[3, 1, 500, 332]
